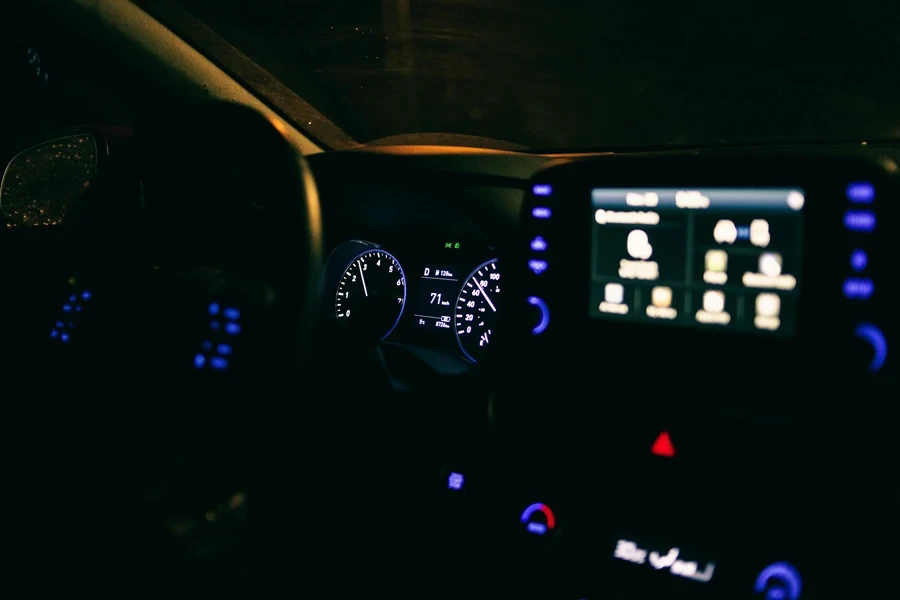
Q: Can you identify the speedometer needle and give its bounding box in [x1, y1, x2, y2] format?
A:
[358, 260, 369, 297]
[472, 278, 496, 312]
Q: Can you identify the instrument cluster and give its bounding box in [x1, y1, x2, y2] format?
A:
[321, 238, 500, 364]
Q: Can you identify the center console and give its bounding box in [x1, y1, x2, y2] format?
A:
[457, 153, 897, 599]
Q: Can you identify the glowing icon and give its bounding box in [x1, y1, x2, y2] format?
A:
[626, 230, 653, 260]
[651, 286, 672, 308]
[846, 181, 874, 203]
[703, 291, 725, 313]
[705, 250, 728, 272]
[605, 283, 625, 304]
[626, 191, 659, 207]
[855, 323, 887, 373]
[651, 431, 676, 457]
[530, 236, 548, 252]
[447, 472, 464, 490]
[520, 502, 556, 536]
[713, 219, 737, 244]
[649, 547, 679, 570]
[528, 259, 548, 275]
[754, 562, 802, 600]
[756, 293, 781, 318]
[850, 249, 867, 272]
[786, 190, 805, 210]
[759, 252, 782, 277]
[750, 219, 771, 247]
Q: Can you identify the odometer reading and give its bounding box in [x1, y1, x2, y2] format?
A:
[335, 250, 406, 340]
[454, 259, 500, 363]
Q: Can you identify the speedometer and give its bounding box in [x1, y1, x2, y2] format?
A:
[454, 259, 500, 363]
[335, 249, 406, 340]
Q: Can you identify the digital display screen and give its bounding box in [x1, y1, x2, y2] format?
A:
[589, 188, 804, 334]
[411, 265, 459, 331]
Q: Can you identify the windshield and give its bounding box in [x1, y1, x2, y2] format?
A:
[170, 0, 899, 150]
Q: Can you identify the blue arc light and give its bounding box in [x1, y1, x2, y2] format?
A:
[528, 296, 550, 335]
[754, 562, 802, 600]
[855, 323, 887, 373]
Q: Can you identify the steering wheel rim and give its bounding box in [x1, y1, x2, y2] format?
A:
[1, 101, 326, 568]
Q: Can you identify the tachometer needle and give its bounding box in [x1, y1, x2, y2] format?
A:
[472, 278, 496, 312]
[358, 260, 369, 297]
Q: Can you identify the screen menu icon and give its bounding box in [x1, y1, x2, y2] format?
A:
[589, 188, 804, 335]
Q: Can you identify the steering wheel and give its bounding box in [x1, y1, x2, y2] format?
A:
[2, 102, 323, 569]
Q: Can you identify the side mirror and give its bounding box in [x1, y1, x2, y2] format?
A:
[0, 130, 106, 229]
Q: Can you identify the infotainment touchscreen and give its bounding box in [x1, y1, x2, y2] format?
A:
[589, 188, 804, 334]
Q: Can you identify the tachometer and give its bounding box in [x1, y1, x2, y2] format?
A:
[335, 249, 406, 340]
[454, 259, 500, 363]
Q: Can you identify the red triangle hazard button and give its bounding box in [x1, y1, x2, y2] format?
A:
[651, 431, 676, 458]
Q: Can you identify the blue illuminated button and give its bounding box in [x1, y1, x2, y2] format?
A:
[528, 296, 550, 335]
[855, 323, 887, 373]
[844, 210, 876, 232]
[530, 236, 548, 252]
[520, 502, 556, 536]
[850, 249, 868, 272]
[447, 472, 464, 490]
[528, 259, 548, 275]
[846, 181, 874, 204]
[532, 184, 552, 196]
[532, 206, 552, 219]
[843, 277, 874, 299]
[754, 562, 802, 600]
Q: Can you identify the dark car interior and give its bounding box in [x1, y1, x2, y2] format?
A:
[2, 1, 897, 597]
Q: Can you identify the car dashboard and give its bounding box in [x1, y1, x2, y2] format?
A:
[1, 9, 898, 593]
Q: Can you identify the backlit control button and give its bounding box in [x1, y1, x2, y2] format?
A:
[754, 562, 802, 600]
[843, 277, 874, 300]
[530, 236, 548, 252]
[528, 296, 550, 335]
[531, 206, 552, 219]
[855, 323, 887, 373]
[532, 184, 552, 196]
[528, 259, 548, 275]
[846, 181, 874, 204]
